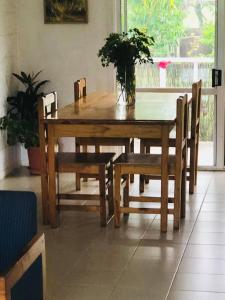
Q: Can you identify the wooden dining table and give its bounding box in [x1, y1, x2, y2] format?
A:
[41, 91, 178, 228]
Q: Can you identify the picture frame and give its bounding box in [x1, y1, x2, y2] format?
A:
[44, 0, 88, 24]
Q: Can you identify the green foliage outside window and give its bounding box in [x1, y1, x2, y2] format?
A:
[127, 0, 184, 56]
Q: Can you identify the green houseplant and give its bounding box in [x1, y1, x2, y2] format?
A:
[0, 71, 49, 174]
[98, 28, 154, 105]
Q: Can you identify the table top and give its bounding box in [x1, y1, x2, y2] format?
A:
[45, 92, 178, 126]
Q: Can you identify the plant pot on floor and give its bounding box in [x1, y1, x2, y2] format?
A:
[27, 147, 41, 175]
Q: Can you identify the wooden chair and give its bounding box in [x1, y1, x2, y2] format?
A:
[74, 78, 134, 190]
[38, 92, 115, 227]
[140, 80, 202, 194]
[113, 95, 188, 232]
[0, 191, 46, 300]
[188, 80, 202, 193]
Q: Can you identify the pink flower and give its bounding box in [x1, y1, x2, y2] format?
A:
[158, 61, 171, 69]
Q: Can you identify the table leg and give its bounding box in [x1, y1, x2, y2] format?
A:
[48, 125, 57, 228]
[40, 163, 49, 225]
[39, 120, 49, 225]
[161, 126, 169, 233]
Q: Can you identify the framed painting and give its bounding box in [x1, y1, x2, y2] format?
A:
[44, 0, 88, 24]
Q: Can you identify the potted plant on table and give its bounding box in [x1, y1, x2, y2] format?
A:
[0, 71, 49, 174]
[98, 28, 154, 105]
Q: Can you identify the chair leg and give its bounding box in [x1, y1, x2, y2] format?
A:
[139, 175, 145, 194]
[123, 174, 129, 216]
[145, 146, 150, 184]
[181, 167, 186, 219]
[181, 147, 187, 219]
[174, 184, 181, 230]
[108, 164, 114, 219]
[161, 127, 169, 233]
[83, 145, 88, 182]
[173, 162, 182, 229]
[194, 133, 199, 186]
[99, 165, 106, 227]
[114, 165, 121, 228]
[95, 145, 100, 180]
[95, 145, 100, 153]
[139, 140, 145, 193]
[189, 139, 196, 194]
[125, 141, 134, 184]
[130, 139, 134, 183]
[75, 142, 81, 191]
[41, 173, 49, 225]
[76, 174, 81, 191]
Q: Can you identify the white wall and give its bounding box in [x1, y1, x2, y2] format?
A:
[17, 0, 114, 104]
[0, 0, 20, 178]
[18, 0, 115, 164]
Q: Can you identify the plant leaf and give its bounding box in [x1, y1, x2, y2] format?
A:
[34, 80, 50, 94]
[12, 73, 27, 84]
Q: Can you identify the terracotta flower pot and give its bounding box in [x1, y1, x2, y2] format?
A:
[27, 147, 41, 175]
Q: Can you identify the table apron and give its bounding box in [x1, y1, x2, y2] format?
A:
[48, 123, 174, 139]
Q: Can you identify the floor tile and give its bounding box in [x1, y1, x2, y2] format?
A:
[74, 252, 131, 272]
[118, 268, 174, 290]
[47, 284, 113, 300]
[150, 219, 195, 233]
[167, 291, 225, 300]
[208, 179, 225, 194]
[178, 258, 225, 275]
[135, 241, 186, 259]
[64, 269, 121, 287]
[172, 273, 225, 292]
[143, 229, 191, 244]
[194, 221, 225, 233]
[189, 232, 225, 245]
[154, 210, 199, 221]
[201, 202, 225, 212]
[109, 286, 166, 300]
[204, 193, 225, 202]
[87, 240, 138, 258]
[197, 211, 225, 222]
[184, 244, 225, 259]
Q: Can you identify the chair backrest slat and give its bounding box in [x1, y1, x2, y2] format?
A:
[175, 94, 188, 168]
[74, 78, 87, 101]
[191, 80, 202, 139]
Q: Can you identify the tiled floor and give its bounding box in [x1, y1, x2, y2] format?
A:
[1, 169, 225, 299]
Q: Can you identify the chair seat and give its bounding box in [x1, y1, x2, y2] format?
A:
[114, 153, 176, 174]
[57, 152, 115, 166]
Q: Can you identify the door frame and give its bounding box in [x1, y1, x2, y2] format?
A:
[215, 0, 225, 169]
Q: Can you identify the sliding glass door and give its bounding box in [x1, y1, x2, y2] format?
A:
[120, 0, 225, 168]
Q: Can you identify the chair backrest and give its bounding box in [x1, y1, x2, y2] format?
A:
[175, 94, 188, 164]
[191, 80, 202, 139]
[38, 91, 58, 146]
[74, 78, 87, 101]
[0, 191, 43, 300]
[0, 191, 37, 273]
[38, 92, 58, 119]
